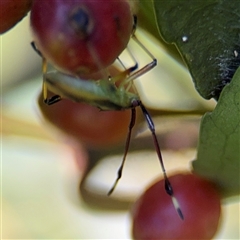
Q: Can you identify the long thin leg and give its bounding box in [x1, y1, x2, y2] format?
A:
[139, 101, 184, 220]
[31, 41, 42, 57]
[41, 58, 62, 105]
[125, 34, 157, 83]
[107, 107, 136, 195]
[114, 34, 157, 90]
[42, 58, 48, 101]
[31, 42, 61, 105]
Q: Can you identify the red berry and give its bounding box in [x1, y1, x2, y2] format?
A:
[30, 0, 134, 76]
[0, 0, 32, 34]
[38, 93, 132, 149]
[132, 173, 221, 240]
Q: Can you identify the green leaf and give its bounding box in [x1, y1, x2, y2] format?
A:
[138, 0, 184, 63]
[153, 0, 240, 100]
[192, 67, 240, 198]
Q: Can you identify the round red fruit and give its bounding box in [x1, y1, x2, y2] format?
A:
[132, 172, 221, 240]
[0, 0, 32, 34]
[30, 0, 134, 76]
[38, 94, 132, 149]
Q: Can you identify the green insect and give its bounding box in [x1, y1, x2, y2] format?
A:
[41, 35, 183, 219]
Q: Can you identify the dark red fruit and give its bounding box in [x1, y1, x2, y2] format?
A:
[0, 0, 32, 34]
[30, 0, 134, 76]
[132, 172, 221, 240]
[38, 94, 132, 149]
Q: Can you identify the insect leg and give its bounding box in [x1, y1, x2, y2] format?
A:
[31, 42, 62, 105]
[31, 41, 42, 57]
[115, 34, 157, 91]
[115, 35, 157, 91]
[107, 107, 136, 195]
[125, 35, 157, 83]
[112, 13, 138, 79]
[41, 58, 62, 105]
[139, 101, 184, 220]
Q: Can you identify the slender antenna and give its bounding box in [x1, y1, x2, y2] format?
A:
[139, 101, 184, 220]
[107, 107, 136, 195]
